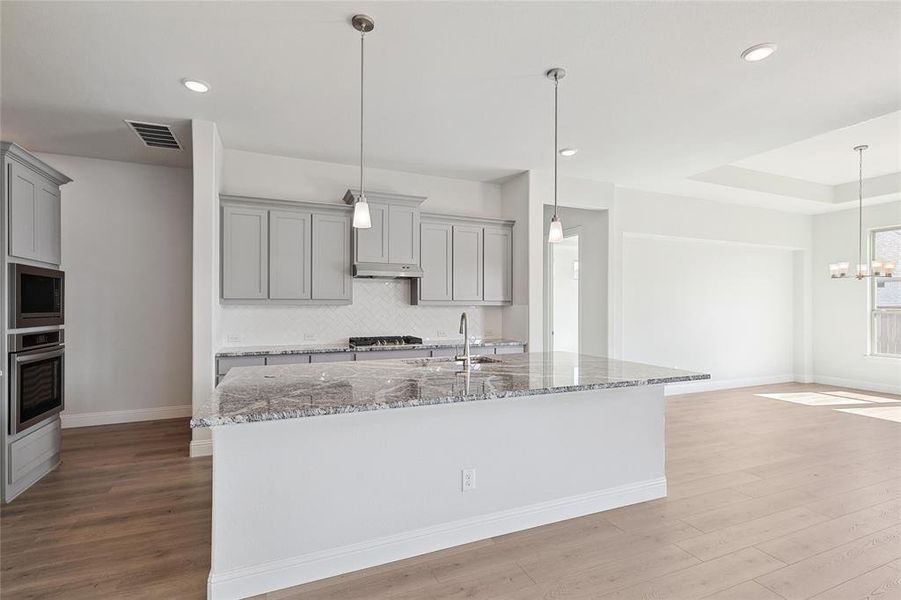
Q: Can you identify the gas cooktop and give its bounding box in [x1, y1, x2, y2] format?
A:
[349, 336, 424, 348]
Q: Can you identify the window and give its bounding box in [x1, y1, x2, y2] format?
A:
[871, 226, 901, 356]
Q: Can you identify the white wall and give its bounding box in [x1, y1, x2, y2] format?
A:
[222, 149, 503, 217]
[622, 235, 796, 386]
[191, 120, 224, 454]
[612, 187, 813, 391]
[215, 148, 507, 349]
[812, 201, 901, 393]
[500, 172, 531, 344]
[36, 153, 193, 426]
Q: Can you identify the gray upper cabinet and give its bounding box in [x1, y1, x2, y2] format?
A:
[8, 161, 38, 261]
[269, 210, 311, 300]
[222, 205, 268, 299]
[312, 213, 352, 301]
[353, 201, 388, 263]
[3, 144, 70, 266]
[418, 221, 452, 301]
[483, 225, 513, 303]
[412, 214, 514, 306]
[388, 204, 419, 264]
[35, 180, 61, 265]
[220, 196, 353, 305]
[452, 224, 483, 302]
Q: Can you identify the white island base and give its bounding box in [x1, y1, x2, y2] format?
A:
[206, 384, 667, 599]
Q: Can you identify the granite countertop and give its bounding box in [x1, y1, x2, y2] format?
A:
[192, 352, 709, 427]
[216, 338, 525, 357]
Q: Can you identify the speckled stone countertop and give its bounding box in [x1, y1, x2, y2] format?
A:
[192, 352, 709, 428]
[216, 338, 525, 357]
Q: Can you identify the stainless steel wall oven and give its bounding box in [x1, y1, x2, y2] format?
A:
[8, 330, 65, 434]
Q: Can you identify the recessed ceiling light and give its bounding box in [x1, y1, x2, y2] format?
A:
[559, 148, 578, 157]
[741, 43, 777, 62]
[182, 79, 210, 93]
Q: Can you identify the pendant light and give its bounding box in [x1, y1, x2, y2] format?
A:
[547, 67, 566, 244]
[351, 14, 374, 229]
[828, 145, 895, 279]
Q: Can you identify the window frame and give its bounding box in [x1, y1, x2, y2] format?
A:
[869, 225, 901, 358]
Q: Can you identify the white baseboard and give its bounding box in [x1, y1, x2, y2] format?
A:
[190, 439, 213, 457]
[812, 375, 901, 395]
[207, 477, 667, 600]
[665, 374, 795, 395]
[60, 405, 192, 428]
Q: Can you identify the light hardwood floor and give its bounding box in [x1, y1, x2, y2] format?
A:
[2, 383, 899, 599]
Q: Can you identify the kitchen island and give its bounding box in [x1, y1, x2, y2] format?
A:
[192, 352, 708, 600]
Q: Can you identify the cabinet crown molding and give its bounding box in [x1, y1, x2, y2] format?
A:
[1, 142, 72, 186]
[219, 194, 351, 213]
[343, 189, 426, 207]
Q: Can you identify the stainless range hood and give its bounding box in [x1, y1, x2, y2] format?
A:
[353, 262, 423, 278]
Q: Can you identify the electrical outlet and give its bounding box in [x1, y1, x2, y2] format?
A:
[226, 334, 243, 344]
[437, 330, 447, 338]
[461, 468, 476, 492]
[304, 333, 316, 341]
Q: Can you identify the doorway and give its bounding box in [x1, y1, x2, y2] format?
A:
[550, 233, 580, 353]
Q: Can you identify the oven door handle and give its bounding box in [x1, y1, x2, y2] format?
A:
[14, 348, 65, 365]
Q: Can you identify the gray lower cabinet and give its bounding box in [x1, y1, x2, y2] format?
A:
[269, 210, 311, 300]
[7, 158, 64, 265]
[7, 418, 60, 496]
[266, 354, 312, 365]
[312, 213, 352, 301]
[356, 349, 430, 361]
[418, 222, 453, 301]
[311, 352, 353, 363]
[218, 356, 266, 375]
[222, 206, 268, 299]
[452, 225, 483, 301]
[483, 225, 512, 303]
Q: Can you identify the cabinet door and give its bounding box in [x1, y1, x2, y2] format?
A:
[419, 222, 452, 301]
[312, 213, 352, 301]
[8, 161, 38, 260]
[452, 225, 483, 301]
[354, 201, 388, 263]
[388, 204, 419, 264]
[35, 176, 61, 264]
[483, 225, 512, 302]
[222, 206, 268, 299]
[269, 210, 311, 300]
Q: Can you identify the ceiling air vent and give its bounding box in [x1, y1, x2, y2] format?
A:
[125, 120, 182, 150]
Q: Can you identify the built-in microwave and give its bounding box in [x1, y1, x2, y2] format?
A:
[10, 264, 65, 329]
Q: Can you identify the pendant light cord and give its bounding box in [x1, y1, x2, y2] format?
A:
[360, 30, 365, 198]
[858, 147, 863, 273]
[553, 75, 558, 218]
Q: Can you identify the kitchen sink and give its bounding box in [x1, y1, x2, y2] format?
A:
[402, 355, 502, 367]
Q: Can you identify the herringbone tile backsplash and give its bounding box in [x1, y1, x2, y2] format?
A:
[217, 279, 503, 347]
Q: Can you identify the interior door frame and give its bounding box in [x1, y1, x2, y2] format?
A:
[544, 226, 582, 354]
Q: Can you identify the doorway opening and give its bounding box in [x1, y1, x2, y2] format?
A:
[550, 233, 580, 353]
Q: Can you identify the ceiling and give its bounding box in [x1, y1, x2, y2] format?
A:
[1, 1, 899, 213]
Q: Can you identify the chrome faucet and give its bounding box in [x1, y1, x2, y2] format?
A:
[455, 311, 471, 366]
